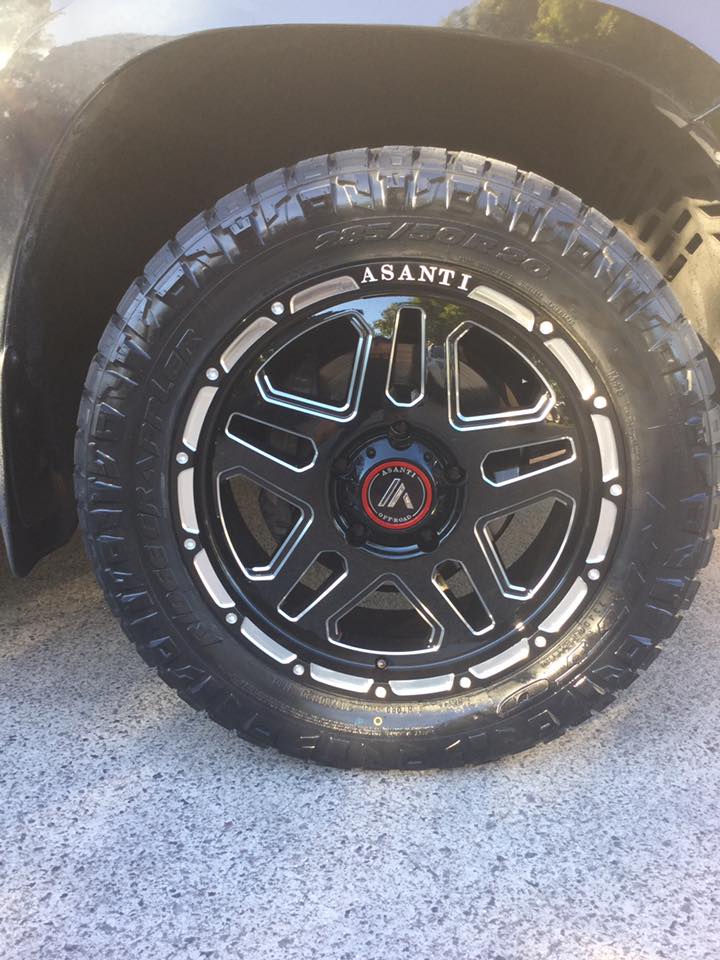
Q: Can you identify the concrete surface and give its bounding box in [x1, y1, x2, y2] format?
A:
[1, 534, 719, 960]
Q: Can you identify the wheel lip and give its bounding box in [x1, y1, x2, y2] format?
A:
[177, 257, 623, 697]
[359, 458, 434, 530]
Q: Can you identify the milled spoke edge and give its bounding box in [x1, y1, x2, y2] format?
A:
[214, 414, 319, 491]
[431, 559, 495, 637]
[218, 484, 315, 585]
[256, 314, 373, 422]
[445, 321, 555, 432]
[475, 493, 577, 602]
[385, 305, 427, 408]
[322, 570, 446, 657]
[473, 458, 582, 518]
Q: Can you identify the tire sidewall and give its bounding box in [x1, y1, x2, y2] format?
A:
[94, 212, 692, 741]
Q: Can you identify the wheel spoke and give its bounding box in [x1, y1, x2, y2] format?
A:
[465, 552, 527, 626]
[299, 560, 378, 638]
[472, 455, 581, 522]
[442, 523, 532, 626]
[355, 343, 395, 417]
[251, 520, 335, 608]
[212, 420, 318, 500]
[452, 414, 577, 463]
[254, 312, 372, 424]
[487, 416, 578, 449]
[431, 558, 494, 637]
[446, 319, 557, 434]
[388, 559, 457, 641]
[245, 390, 337, 444]
[385, 305, 427, 407]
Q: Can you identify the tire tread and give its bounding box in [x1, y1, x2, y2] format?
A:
[75, 147, 719, 768]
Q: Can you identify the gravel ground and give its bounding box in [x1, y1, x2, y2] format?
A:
[1, 534, 719, 960]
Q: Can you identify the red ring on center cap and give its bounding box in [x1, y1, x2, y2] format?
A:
[360, 459, 434, 530]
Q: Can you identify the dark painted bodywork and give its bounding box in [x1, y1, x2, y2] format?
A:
[1, 0, 719, 574]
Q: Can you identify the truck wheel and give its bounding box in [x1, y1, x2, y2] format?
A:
[76, 147, 719, 769]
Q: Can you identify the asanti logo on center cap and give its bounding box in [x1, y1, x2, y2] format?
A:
[361, 460, 433, 530]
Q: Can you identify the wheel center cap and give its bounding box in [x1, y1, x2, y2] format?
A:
[360, 460, 434, 530]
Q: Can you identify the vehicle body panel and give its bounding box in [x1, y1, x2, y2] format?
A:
[1, 0, 719, 572]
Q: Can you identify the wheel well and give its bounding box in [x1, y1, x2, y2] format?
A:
[4, 24, 720, 573]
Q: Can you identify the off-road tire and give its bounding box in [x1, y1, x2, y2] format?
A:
[75, 147, 720, 769]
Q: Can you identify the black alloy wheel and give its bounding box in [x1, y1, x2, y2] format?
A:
[194, 278, 609, 698]
[76, 147, 719, 768]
